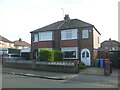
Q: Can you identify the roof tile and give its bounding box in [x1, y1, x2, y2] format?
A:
[31, 19, 94, 33]
[0, 35, 12, 43]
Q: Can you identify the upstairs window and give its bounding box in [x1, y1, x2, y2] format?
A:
[6, 43, 10, 46]
[0, 41, 4, 46]
[39, 31, 53, 41]
[61, 29, 77, 40]
[34, 34, 38, 42]
[82, 30, 89, 39]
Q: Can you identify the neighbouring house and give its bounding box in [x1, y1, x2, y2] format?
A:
[30, 15, 101, 66]
[0, 35, 14, 55]
[101, 38, 120, 51]
[14, 38, 31, 50]
[21, 48, 31, 60]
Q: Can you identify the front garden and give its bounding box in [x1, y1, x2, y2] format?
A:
[3, 49, 80, 73]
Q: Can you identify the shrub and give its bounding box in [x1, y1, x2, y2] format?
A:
[38, 49, 54, 61]
[54, 50, 63, 61]
[79, 61, 86, 69]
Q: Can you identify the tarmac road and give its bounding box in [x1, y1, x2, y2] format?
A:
[1, 65, 119, 88]
[2, 72, 118, 88]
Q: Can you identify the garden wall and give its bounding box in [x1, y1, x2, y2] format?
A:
[3, 60, 79, 73]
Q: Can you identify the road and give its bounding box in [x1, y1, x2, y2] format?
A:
[2, 73, 118, 88]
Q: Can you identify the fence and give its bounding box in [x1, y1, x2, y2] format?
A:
[3, 60, 79, 73]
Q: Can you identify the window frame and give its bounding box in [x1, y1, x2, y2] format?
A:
[34, 33, 38, 42]
[39, 31, 53, 41]
[18, 46, 22, 49]
[82, 30, 89, 39]
[6, 43, 10, 46]
[0, 41, 4, 46]
[61, 47, 78, 59]
[61, 29, 78, 40]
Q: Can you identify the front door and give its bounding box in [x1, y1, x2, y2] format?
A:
[81, 49, 90, 66]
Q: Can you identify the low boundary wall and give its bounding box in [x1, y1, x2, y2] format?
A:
[3, 60, 79, 73]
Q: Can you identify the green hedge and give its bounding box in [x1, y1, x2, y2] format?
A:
[38, 49, 54, 61]
[54, 50, 63, 61]
[38, 49, 63, 61]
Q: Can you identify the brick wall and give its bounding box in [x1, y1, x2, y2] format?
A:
[78, 28, 94, 65]
[60, 40, 78, 47]
[3, 60, 79, 73]
[38, 41, 53, 48]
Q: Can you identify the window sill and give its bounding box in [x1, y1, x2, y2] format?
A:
[39, 40, 53, 42]
[33, 41, 38, 43]
[61, 39, 78, 41]
[82, 38, 89, 40]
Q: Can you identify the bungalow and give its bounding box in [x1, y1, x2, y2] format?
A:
[30, 15, 101, 66]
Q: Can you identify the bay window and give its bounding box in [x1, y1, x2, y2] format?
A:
[61, 47, 78, 59]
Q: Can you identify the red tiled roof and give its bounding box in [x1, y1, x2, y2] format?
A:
[0, 35, 12, 43]
[14, 40, 30, 47]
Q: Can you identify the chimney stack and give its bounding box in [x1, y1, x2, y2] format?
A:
[109, 38, 111, 41]
[64, 14, 70, 21]
[19, 38, 22, 42]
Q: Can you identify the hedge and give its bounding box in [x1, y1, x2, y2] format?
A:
[38, 49, 63, 61]
[38, 49, 54, 61]
[54, 50, 63, 61]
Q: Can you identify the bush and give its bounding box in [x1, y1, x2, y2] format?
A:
[54, 50, 63, 61]
[38, 49, 54, 61]
[79, 61, 86, 69]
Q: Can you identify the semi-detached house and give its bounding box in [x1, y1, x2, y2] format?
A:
[30, 15, 101, 66]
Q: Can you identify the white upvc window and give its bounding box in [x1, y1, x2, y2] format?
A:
[34, 34, 38, 42]
[18, 46, 22, 49]
[0, 41, 3, 46]
[112, 47, 115, 51]
[23, 46, 29, 49]
[11, 43, 14, 47]
[39, 31, 53, 41]
[82, 30, 89, 39]
[61, 47, 78, 59]
[61, 29, 77, 40]
[6, 43, 10, 46]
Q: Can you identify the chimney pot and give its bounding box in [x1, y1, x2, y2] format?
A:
[64, 14, 70, 21]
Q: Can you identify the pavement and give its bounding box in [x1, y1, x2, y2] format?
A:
[2, 67, 78, 80]
[2, 66, 119, 80]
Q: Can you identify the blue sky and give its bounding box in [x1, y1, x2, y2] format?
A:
[0, 0, 119, 43]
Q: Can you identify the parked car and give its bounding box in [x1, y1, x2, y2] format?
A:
[2, 54, 25, 60]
